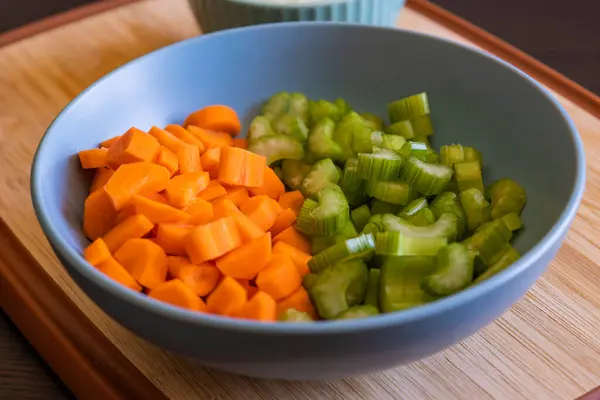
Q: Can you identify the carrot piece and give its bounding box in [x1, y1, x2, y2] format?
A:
[89, 167, 115, 193]
[156, 146, 179, 176]
[105, 127, 160, 169]
[272, 241, 312, 276]
[200, 147, 221, 179]
[240, 195, 281, 231]
[230, 213, 264, 243]
[114, 238, 168, 289]
[155, 223, 193, 256]
[78, 148, 107, 169]
[277, 287, 317, 319]
[273, 226, 311, 254]
[148, 126, 186, 153]
[232, 138, 248, 149]
[102, 214, 154, 252]
[185, 216, 242, 264]
[185, 198, 214, 225]
[145, 192, 168, 204]
[178, 263, 221, 296]
[217, 186, 250, 207]
[104, 161, 170, 210]
[101, 135, 121, 148]
[83, 188, 119, 240]
[218, 147, 266, 188]
[132, 195, 190, 224]
[206, 276, 247, 315]
[97, 256, 142, 292]
[278, 190, 305, 215]
[184, 105, 241, 136]
[177, 144, 202, 174]
[269, 208, 297, 236]
[212, 198, 242, 219]
[164, 124, 206, 152]
[165, 171, 210, 208]
[249, 167, 285, 200]
[197, 180, 227, 201]
[237, 291, 277, 322]
[187, 125, 234, 148]
[215, 233, 272, 279]
[167, 255, 191, 278]
[255, 253, 302, 300]
[148, 279, 206, 312]
[84, 238, 111, 266]
[236, 279, 258, 299]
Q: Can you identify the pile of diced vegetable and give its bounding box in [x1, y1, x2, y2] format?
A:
[78, 91, 526, 323]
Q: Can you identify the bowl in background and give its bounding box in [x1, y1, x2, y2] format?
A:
[31, 22, 585, 380]
[188, 0, 406, 33]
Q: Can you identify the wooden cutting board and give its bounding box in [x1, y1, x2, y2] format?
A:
[1, 0, 600, 399]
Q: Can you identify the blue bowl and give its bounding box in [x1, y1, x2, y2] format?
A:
[31, 22, 585, 380]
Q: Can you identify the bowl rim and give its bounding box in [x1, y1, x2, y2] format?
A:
[203, 0, 353, 10]
[31, 21, 586, 335]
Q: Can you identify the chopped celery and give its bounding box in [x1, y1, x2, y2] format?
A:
[410, 114, 434, 136]
[459, 188, 490, 232]
[337, 305, 379, 319]
[386, 120, 415, 139]
[333, 112, 373, 160]
[407, 208, 436, 226]
[366, 181, 415, 205]
[430, 192, 468, 240]
[289, 92, 309, 122]
[371, 131, 384, 147]
[379, 256, 437, 312]
[338, 157, 367, 206]
[370, 199, 404, 215]
[388, 92, 430, 123]
[302, 273, 319, 292]
[300, 158, 341, 199]
[309, 233, 375, 273]
[281, 159, 312, 190]
[421, 242, 475, 296]
[399, 141, 430, 160]
[248, 116, 276, 142]
[296, 186, 349, 236]
[310, 221, 358, 255]
[309, 98, 352, 123]
[247, 135, 304, 165]
[398, 156, 454, 196]
[279, 308, 313, 322]
[382, 213, 459, 243]
[361, 113, 384, 131]
[466, 219, 512, 265]
[310, 260, 368, 319]
[360, 214, 386, 235]
[489, 178, 527, 219]
[473, 245, 520, 284]
[357, 149, 403, 181]
[307, 118, 343, 161]
[375, 231, 447, 257]
[399, 197, 429, 218]
[440, 144, 482, 167]
[273, 166, 284, 181]
[364, 268, 381, 310]
[272, 114, 309, 143]
[381, 134, 407, 153]
[262, 92, 291, 120]
[501, 212, 523, 231]
[351, 205, 372, 233]
[454, 160, 484, 193]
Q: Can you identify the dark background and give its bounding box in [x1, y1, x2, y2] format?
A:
[1, 0, 598, 399]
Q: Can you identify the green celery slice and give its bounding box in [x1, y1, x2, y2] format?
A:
[337, 305, 379, 319]
[262, 92, 291, 120]
[302, 273, 319, 293]
[439, 144, 482, 167]
[300, 158, 341, 199]
[248, 116, 276, 142]
[371, 131, 384, 147]
[466, 219, 513, 265]
[489, 178, 527, 219]
[459, 188, 490, 232]
[375, 231, 447, 257]
[296, 186, 349, 236]
[382, 213, 459, 243]
[410, 114, 434, 136]
[381, 134, 407, 153]
[398, 156, 454, 196]
[278, 308, 313, 322]
[351, 205, 372, 233]
[430, 191, 468, 241]
[273, 166, 284, 181]
[399, 197, 429, 218]
[361, 113, 384, 131]
[247, 135, 304, 165]
[310, 221, 358, 255]
[307, 118, 343, 161]
[473, 245, 520, 284]
[309, 97, 352, 123]
[379, 256, 437, 312]
[406, 208, 436, 226]
[388, 92, 430, 123]
[386, 120, 415, 139]
[288, 92, 309, 122]
[333, 112, 374, 160]
[454, 160, 484, 193]
[281, 159, 312, 190]
[501, 212, 523, 231]
[357, 148, 403, 181]
[272, 114, 309, 143]
[308, 233, 376, 274]
[360, 214, 386, 235]
[338, 157, 367, 207]
[366, 181, 415, 205]
[370, 199, 404, 215]
[364, 268, 381, 310]
[421, 242, 475, 296]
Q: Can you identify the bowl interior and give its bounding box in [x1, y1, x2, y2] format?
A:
[33, 23, 580, 306]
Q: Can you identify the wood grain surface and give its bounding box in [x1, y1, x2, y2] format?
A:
[1, 0, 600, 399]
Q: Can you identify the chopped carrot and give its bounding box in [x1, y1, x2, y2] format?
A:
[83, 188, 119, 240]
[206, 276, 247, 316]
[101, 135, 121, 148]
[105, 127, 160, 169]
[97, 256, 142, 292]
[278, 190, 304, 215]
[232, 138, 248, 149]
[164, 124, 206, 151]
[104, 161, 170, 210]
[185, 216, 242, 264]
[148, 279, 206, 312]
[249, 166, 285, 200]
[131, 195, 190, 224]
[272, 241, 311, 276]
[102, 214, 154, 252]
[185, 197, 214, 225]
[89, 167, 115, 193]
[197, 180, 227, 201]
[240, 195, 281, 231]
[269, 208, 297, 236]
[236, 279, 258, 299]
[218, 147, 266, 188]
[114, 238, 168, 289]
[200, 147, 221, 179]
[230, 213, 264, 243]
[184, 105, 241, 136]
[167, 255, 191, 278]
[215, 233, 272, 279]
[237, 291, 277, 322]
[165, 171, 210, 208]
[177, 144, 202, 174]
[187, 125, 233, 148]
[276, 287, 317, 319]
[144, 192, 169, 204]
[216, 186, 250, 207]
[154, 223, 193, 256]
[273, 226, 311, 254]
[84, 238, 111, 266]
[115, 205, 136, 225]
[78, 148, 107, 169]
[178, 263, 221, 296]
[212, 198, 242, 220]
[148, 126, 185, 153]
[155, 146, 179, 176]
[255, 253, 302, 300]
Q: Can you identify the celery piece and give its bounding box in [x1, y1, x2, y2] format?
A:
[247, 134, 304, 165]
[310, 221, 359, 255]
[281, 159, 312, 190]
[381, 134, 407, 153]
[466, 219, 512, 265]
[421, 242, 474, 296]
[382, 213, 459, 243]
[358, 149, 403, 181]
[473, 245, 520, 284]
[272, 114, 309, 143]
[351, 205, 372, 233]
[288, 92, 309, 122]
[309, 233, 376, 274]
[489, 178, 527, 219]
[296, 186, 349, 236]
[459, 188, 490, 232]
[366, 181, 415, 205]
[388, 92, 430, 123]
[379, 256, 437, 312]
[337, 305, 379, 319]
[361, 113, 384, 131]
[279, 308, 313, 322]
[407, 208, 436, 226]
[454, 160, 484, 193]
[309, 98, 352, 123]
[371, 131, 384, 147]
[311, 260, 369, 319]
[430, 192, 468, 241]
[300, 158, 341, 199]
[360, 214, 386, 235]
[398, 156, 454, 196]
[399, 141, 431, 161]
[399, 197, 428, 217]
[370, 199, 404, 215]
[440, 144, 482, 167]
[273, 166, 284, 181]
[302, 273, 319, 292]
[501, 212, 523, 231]
[413, 135, 431, 147]
[307, 117, 343, 161]
[333, 112, 374, 160]
[386, 120, 415, 139]
[364, 268, 381, 310]
[338, 157, 367, 207]
[410, 114, 434, 136]
[335, 98, 353, 116]
[248, 115, 276, 142]
[375, 231, 447, 257]
[262, 92, 291, 120]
